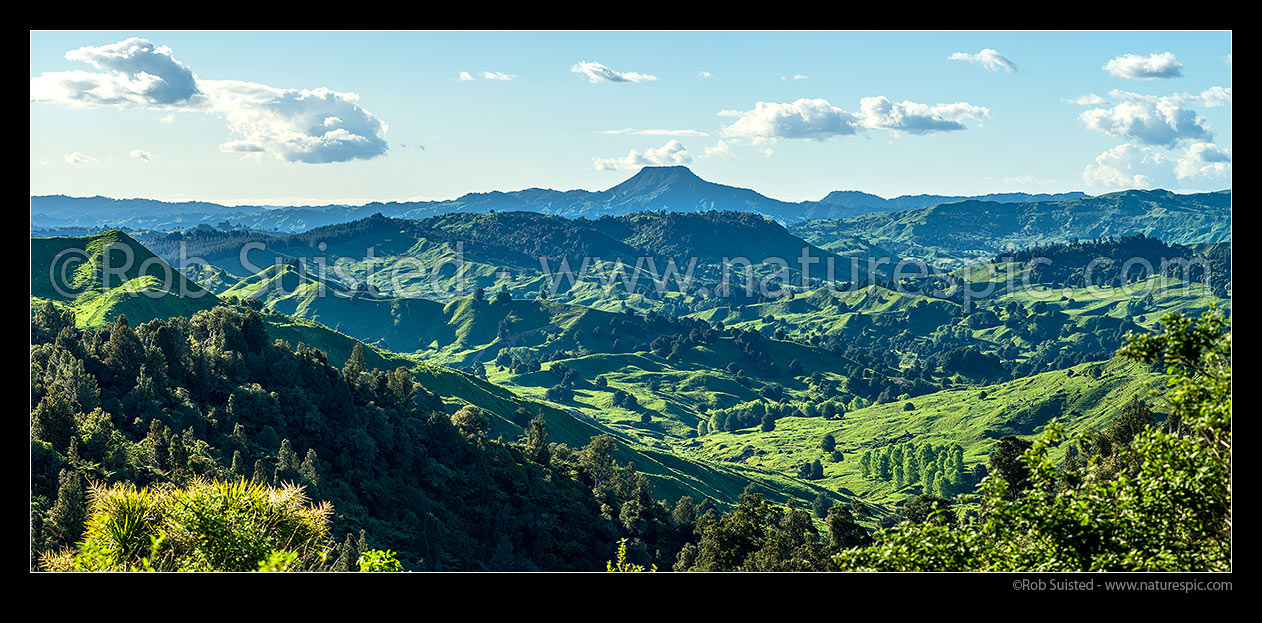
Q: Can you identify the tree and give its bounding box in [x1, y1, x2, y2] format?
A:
[45, 469, 87, 547]
[988, 436, 1034, 499]
[825, 505, 871, 550]
[103, 316, 145, 381]
[811, 493, 831, 519]
[341, 343, 366, 383]
[671, 496, 697, 529]
[810, 459, 824, 480]
[834, 309, 1231, 571]
[820, 433, 836, 453]
[524, 416, 550, 465]
[451, 405, 490, 439]
[32, 389, 76, 454]
[903, 494, 955, 526]
[274, 439, 302, 485]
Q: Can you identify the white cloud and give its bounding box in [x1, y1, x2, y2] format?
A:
[1079, 90, 1213, 147]
[1104, 52, 1183, 80]
[64, 152, 96, 165]
[781, 74, 808, 80]
[697, 71, 715, 79]
[158, 114, 175, 124]
[720, 98, 860, 141]
[702, 140, 735, 160]
[31, 38, 200, 107]
[856, 96, 990, 134]
[1065, 94, 1109, 106]
[199, 79, 389, 164]
[481, 71, 515, 81]
[1175, 142, 1231, 183]
[1082, 142, 1231, 189]
[1082, 143, 1175, 188]
[593, 139, 690, 170]
[719, 96, 990, 141]
[948, 49, 1017, 73]
[32, 38, 388, 164]
[1197, 86, 1232, 108]
[457, 71, 474, 81]
[603, 128, 709, 136]
[570, 61, 657, 83]
[129, 149, 152, 162]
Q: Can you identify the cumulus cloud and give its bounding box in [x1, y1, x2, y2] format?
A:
[1078, 90, 1214, 147]
[158, 114, 175, 124]
[457, 71, 474, 81]
[1082, 142, 1230, 189]
[31, 38, 199, 107]
[64, 152, 96, 165]
[720, 98, 861, 141]
[1174, 142, 1232, 183]
[480, 71, 515, 81]
[857, 96, 991, 134]
[1104, 52, 1183, 80]
[948, 49, 1017, 73]
[603, 128, 709, 136]
[1197, 86, 1232, 108]
[702, 140, 736, 160]
[781, 74, 808, 80]
[200, 79, 389, 164]
[697, 71, 715, 79]
[570, 61, 657, 83]
[31, 38, 389, 164]
[129, 149, 152, 162]
[1065, 93, 1109, 106]
[593, 139, 690, 170]
[1082, 144, 1175, 188]
[719, 96, 990, 141]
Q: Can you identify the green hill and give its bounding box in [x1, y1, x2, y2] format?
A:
[31, 230, 217, 327]
[792, 189, 1231, 259]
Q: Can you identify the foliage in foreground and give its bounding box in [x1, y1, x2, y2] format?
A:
[606, 538, 656, 572]
[833, 309, 1231, 571]
[40, 477, 332, 572]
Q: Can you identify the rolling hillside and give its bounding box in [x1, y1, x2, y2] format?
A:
[791, 189, 1232, 259]
[31, 230, 217, 327]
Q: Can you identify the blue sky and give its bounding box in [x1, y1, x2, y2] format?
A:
[30, 30, 1231, 205]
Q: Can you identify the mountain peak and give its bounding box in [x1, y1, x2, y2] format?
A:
[607, 165, 704, 192]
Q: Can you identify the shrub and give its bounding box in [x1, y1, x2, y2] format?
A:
[43, 478, 332, 572]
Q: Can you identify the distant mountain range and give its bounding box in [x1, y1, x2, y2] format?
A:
[809, 189, 1089, 219]
[791, 189, 1233, 255]
[31, 166, 1098, 233]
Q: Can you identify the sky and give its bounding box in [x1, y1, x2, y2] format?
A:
[30, 30, 1232, 205]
